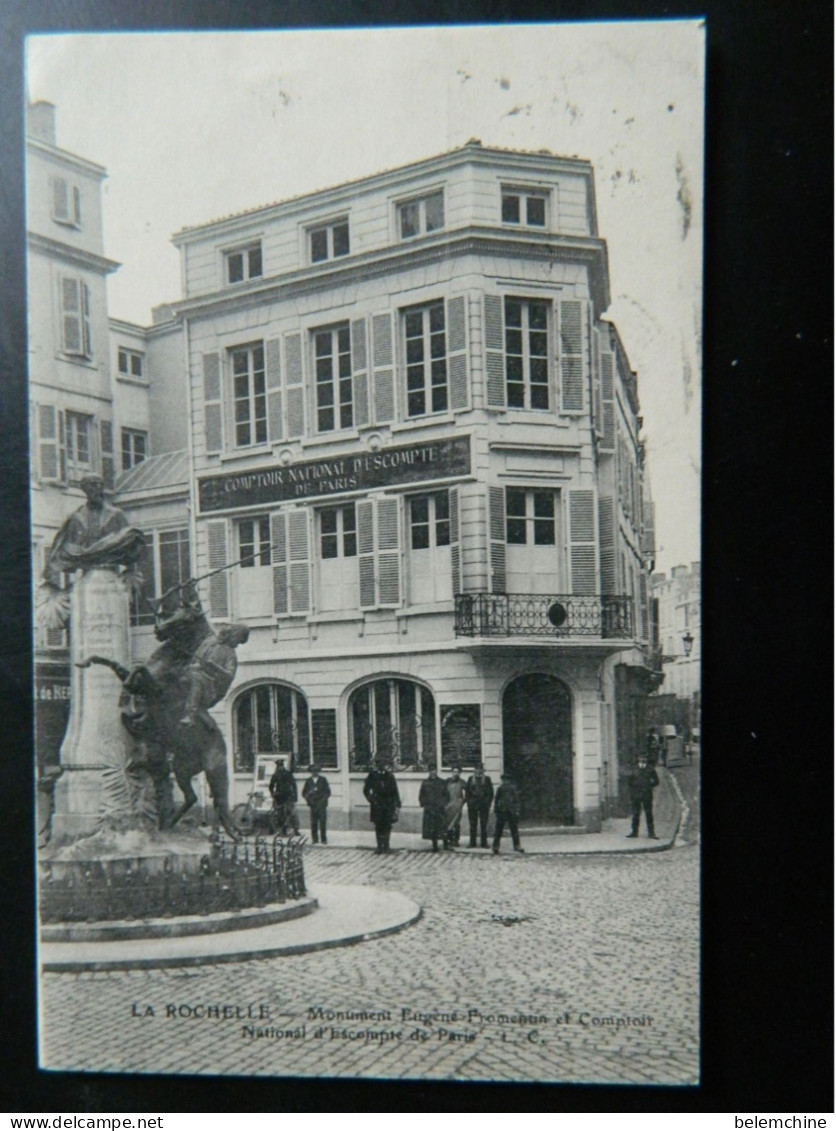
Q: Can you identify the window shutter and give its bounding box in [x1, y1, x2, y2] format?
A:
[351, 318, 370, 427]
[73, 185, 82, 227]
[311, 708, 339, 769]
[447, 296, 469, 411]
[559, 299, 585, 412]
[60, 278, 82, 354]
[372, 313, 394, 423]
[592, 329, 602, 436]
[639, 572, 649, 640]
[568, 489, 597, 595]
[100, 419, 115, 488]
[271, 511, 288, 616]
[265, 338, 283, 443]
[38, 404, 63, 483]
[52, 177, 70, 221]
[600, 350, 615, 451]
[598, 495, 616, 595]
[488, 486, 507, 594]
[449, 486, 461, 596]
[284, 332, 305, 439]
[357, 500, 376, 609]
[484, 295, 506, 408]
[203, 352, 223, 454]
[376, 497, 401, 606]
[287, 508, 311, 613]
[206, 520, 230, 619]
[81, 282, 92, 356]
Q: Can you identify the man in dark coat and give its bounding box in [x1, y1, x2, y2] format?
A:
[444, 765, 467, 847]
[465, 764, 494, 848]
[418, 769, 449, 852]
[626, 755, 660, 839]
[492, 773, 525, 854]
[302, 764, 331, 844]
[363, 757, 401, 854]
[269, 758, 300, 835]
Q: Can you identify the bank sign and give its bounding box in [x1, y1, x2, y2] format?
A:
[198, 435, 472, 513]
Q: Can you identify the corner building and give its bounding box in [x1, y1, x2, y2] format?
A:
[172, 142, 654, 832]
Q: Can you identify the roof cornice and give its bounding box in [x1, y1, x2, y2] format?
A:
[172, 227, 611, 319]
[27, 231, 121, 275]
[26, 137, 107, 180]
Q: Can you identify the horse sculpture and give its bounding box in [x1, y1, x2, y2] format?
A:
[81, 586, 249, 839]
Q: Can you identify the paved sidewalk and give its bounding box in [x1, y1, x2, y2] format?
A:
[303, 768, 682, 856]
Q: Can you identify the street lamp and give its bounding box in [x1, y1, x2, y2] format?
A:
[682, 630, 694, 657]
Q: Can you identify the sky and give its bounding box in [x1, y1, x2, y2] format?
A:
[26, 22, 703, 574]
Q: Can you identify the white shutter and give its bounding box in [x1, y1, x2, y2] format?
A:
[559, 299, 585, 412]
[357, 500, 376, 609]
[80, 282, 92, 356]
[598, 495, 616, 595]
[484, 295, 506, 409]
[287, 508, 311, 613]
[99, 418, 115, 488]
[600, 350, 615, 451]
[37, 404, 64, 483]
[60, 277, 82, 354]
[372, 313, 394, 423]
[206, 520, 230, 618]
[265, 338, 283, 443]
[271, 511, 288, 616]
[203, 352, 223, 454]
[376, 497, 401, 607]
[447, 296, 469, 411]
[568, 489, 597, 595]
[488, 486, 507, 593]
[352, 318, 370, 427]
[449, 486, 461, 596]
[284, 332, 305, 439]
[51, 177, 70, 222]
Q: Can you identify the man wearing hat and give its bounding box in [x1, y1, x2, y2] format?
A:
[269, 757, 300, 836]
[492, 772, 525, 855]
[464, 763, 494, 849]
[363, 757, 401, 854]
[626, 754, 660, 839]
[302, 763, 331, 844]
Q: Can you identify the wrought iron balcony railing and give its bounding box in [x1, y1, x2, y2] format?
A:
[454, 593, 634, 639]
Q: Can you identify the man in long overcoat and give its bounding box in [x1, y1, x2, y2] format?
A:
[465, 764, 494, 848]
[626, 755, 660, 839]
[302, 764, 331, 844]
[418, 769, 449, 852]
[444, 765, 466, 847]
[269, 758, 300, 835]
[363, 758, 401, 854]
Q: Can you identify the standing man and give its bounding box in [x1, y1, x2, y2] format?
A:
[492, 773, 525, 854]
[465, 764, 494, 849]
[626, 754, 660, 839]
[363, 757, 401, 854]
[418, 768, 449, 852]
[302, 764, 331, 844]
[269, 758, 300, 836]
[444, 765, 466, 848]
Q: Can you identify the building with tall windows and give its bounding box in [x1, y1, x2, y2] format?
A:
[168, 140, 656, 831]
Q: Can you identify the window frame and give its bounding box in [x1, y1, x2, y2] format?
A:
[59, 275, 92, 359]
[230, 342, 268, 449]
[503, 296, 551, 411]
[312, 322, 353, 433]
[505, 486, 558, 547]
[224, 241, 263, 286]
[348, 677, 438, 773]
[51, 175, 82, 229]
[233, 682, 312, 774]
[130, 527, 191, 627]
[308, 217, 350, 264]
[120, 427, 148, 472]
[408, 490, 451, 551]
[237, 515, 272, 569]
[500, 186, 549, 229]
[117, 347, 145, 381]
[402, 299, 449, 418]
[64, 410, 94, 481]
[318, 503, 357, 561]
[396, 189, 445, 241]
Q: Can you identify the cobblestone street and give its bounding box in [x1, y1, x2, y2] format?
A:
[40, 759, 699, 1088]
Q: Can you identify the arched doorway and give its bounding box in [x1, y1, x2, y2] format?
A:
[502, 674, 574, 824]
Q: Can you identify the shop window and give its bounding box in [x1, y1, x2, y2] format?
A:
[348, 678, 436, 772]
[233, 683, 310, 774]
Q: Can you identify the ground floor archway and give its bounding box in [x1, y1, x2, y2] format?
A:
[502, 673, 574, 824]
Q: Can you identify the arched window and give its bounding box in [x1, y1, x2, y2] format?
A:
[348, 678, 436, 772]
[233, 683, 310, 773]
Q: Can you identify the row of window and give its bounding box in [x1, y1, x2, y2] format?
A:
[38, 406, 148, 482]
[218, 295, 567, 450]
[221, 185, 549, 285]
[233, 678, 464, 775]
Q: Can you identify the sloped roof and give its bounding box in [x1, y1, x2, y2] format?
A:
[115, 450, 189, 495]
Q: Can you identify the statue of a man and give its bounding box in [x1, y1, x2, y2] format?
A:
[42, 474, 145, 590]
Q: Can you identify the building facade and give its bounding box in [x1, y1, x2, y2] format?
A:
[649, 561, 701, 734]
[168, 142, 656, 831]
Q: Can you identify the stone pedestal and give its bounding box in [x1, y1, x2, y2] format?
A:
[52, 569, 132, 839]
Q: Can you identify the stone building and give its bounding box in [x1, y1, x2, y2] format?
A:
[166, 141, 656, 831]
[649, 561, 701, 734]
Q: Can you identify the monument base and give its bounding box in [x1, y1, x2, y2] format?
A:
[50, 766, 110, 839]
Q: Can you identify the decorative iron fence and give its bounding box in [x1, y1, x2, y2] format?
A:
[39, 833, 307, 923]
[454, 593, 634, 639]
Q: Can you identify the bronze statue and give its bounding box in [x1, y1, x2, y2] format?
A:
[80, 586, 249, 839]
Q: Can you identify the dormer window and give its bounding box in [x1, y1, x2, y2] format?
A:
[225, 243, 263, 285]
[51, 176, 82, 228]
[501, 189, 547, 228]
[309, 219, 350, 263]
[397, 191, 444, 240]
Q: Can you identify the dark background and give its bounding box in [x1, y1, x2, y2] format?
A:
[1, 0, 832, 1112]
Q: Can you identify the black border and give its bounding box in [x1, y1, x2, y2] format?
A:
[2, 0, 832, 1112]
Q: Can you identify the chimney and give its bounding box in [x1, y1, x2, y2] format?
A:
[27, 101, 57, 145]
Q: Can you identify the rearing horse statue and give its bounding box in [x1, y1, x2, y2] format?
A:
[81, 586, 249, 839]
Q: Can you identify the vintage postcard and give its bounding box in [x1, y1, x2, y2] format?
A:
[29, 21, 703, 1085]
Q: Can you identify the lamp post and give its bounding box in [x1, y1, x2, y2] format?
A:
[682, 630, 694, 656]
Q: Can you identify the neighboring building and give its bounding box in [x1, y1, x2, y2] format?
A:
[649, 561, 701, 733]
[167, 140, 657, 831]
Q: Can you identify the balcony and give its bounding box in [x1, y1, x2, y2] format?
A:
[454, 593, 634, 639]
